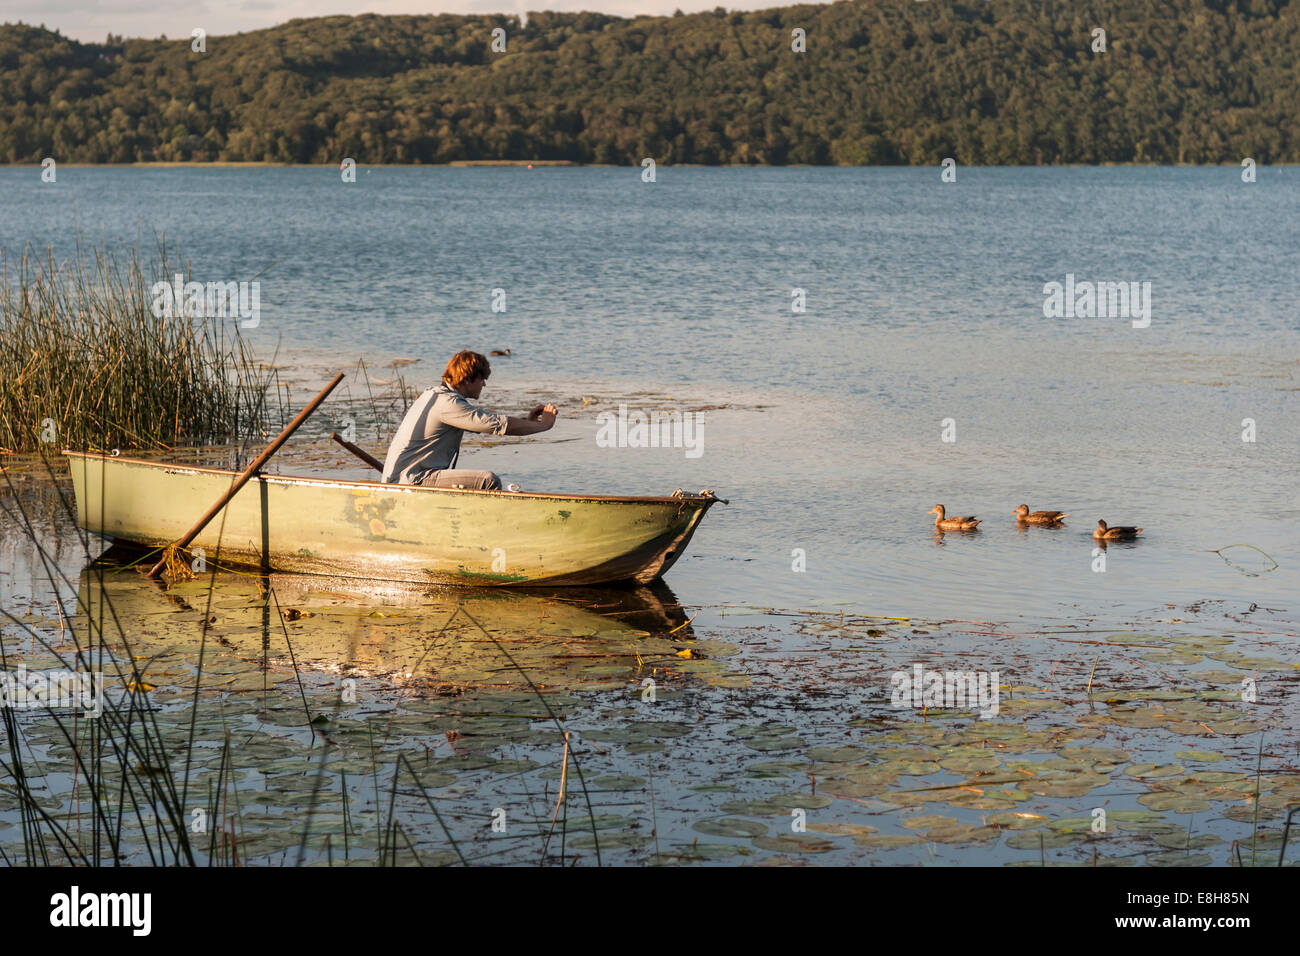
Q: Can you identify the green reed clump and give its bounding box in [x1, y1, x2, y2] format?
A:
[0, 241, 275, 453]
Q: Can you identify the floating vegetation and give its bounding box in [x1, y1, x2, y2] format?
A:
[1209, 544, 1279, 577]
[2, 471, 1299, 866]
[693, 818, 767, 839]
[753, 833, 836, 853]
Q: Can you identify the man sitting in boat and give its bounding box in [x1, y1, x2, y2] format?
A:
[381, 350, 557, 490]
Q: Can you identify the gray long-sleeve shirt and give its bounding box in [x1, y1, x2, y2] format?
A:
[381, 384, 509, 484]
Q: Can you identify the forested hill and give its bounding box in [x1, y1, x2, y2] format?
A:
[2, 0, 1296, 166]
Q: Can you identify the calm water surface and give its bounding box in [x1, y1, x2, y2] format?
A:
[3, 166, 1297, 624]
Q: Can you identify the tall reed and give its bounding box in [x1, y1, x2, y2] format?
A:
[0, 240, 274, 453]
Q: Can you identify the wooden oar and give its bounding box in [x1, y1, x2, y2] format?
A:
[147, 372, 346, 579]
[330, 432, 383, 472]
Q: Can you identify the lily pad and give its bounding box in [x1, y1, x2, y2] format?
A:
[1006, 830, 1082, 850]
[561, 814, 640, 833]
[753, 833, 835, 854]
[807, 823, 878, 837]
[1153, 832, 1222, 849]
[429, 755, 496, 772]
[946, 792, 1022, 811]
[1195, 670, 1247, 684]
[1174, 750, 1228, 763]
[845, 765, 901, 785]
[641, 721, 692, 738]
[939, 754, 1001, 773]
[746, 761, 807, 779]
[1187, 771, 1246, 784]
[851, 833, 924, 848]
[925, 824, 1000, 844]
[1258, 792, 1300, 810]
[1224, 805, 1276, 823]
[986, 812, 1048, 830]
[901, 815, 957, 830]
[769, 793, 833, 810]
[1105, 809, 1166, 823]
[650, 844, 743, 863]
[1021, 776, 1109, 798]
[1048, 816, 1112, 834]
[692, 818, 767, 838]
[806, 746, 866, 763]
[1137, 792, 1212, 813]
[1147, 850, 1213, 867]
[876, 789, 952, 807]
[718, 800, 788, 817]
[1062, 745, 1131, 763]
[894, 760, 942, 776]
[819, 778, 889, 799]
[569, 832, 647, 850]
[1142, 648, 1204, 664]
[1126, 763, 1185, 779]
[729, 724, 797, 739]
[1122, 821, 1185, 835]
[625, 742, 666, 754]
[412, 771, 457, 788]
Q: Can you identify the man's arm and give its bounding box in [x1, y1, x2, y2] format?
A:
[439, 394, 511, 436]
[505, 404, 557, 436]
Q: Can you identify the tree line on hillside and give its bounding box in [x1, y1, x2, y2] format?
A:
[1, 0, 1296, 165]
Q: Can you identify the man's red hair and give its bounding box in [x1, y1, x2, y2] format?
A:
[442, 350, 491, 389]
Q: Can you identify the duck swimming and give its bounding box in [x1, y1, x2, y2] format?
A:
[1013, 504, 1069, 525]
[1094, 519, 1142, 539]
[490, 348, 512, 356]
[929, 505, 981, 531]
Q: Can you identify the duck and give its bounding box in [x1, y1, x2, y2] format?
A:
[490, 348, 512, 357]
[1094, 519, 1142, 540]
[929, 505, 981, 531]
[1013, 504, 1069, 525]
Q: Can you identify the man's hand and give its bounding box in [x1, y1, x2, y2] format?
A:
[528, 403, 558, 427]
[506, 403, 558, 436]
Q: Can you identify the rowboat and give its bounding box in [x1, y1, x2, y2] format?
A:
[65, 451, 723, 587]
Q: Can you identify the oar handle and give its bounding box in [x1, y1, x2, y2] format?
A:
[147, 372, 346, 578]
[330, 432, 384, 472]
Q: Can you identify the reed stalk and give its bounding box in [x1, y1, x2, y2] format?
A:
[0, 240, 275, 454]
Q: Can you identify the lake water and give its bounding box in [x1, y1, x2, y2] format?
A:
[3, 165, 1298, 623]
[4, 166, 1300, 868]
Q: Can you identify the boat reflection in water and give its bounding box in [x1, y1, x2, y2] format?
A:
[75, 560, 723, 693]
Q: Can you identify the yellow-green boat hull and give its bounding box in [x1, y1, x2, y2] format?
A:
[65, 452, 719, 587]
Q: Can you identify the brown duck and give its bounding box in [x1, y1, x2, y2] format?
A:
[1013, 504, 1069, 525]
[929, 505, 981, 531]
[1094, 519, 1142, 540]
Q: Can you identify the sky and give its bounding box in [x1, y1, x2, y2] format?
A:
[1, 0, 825, 43]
